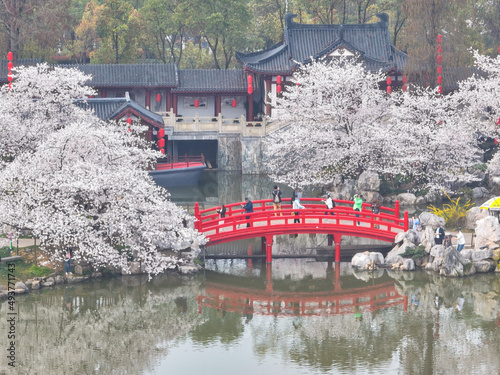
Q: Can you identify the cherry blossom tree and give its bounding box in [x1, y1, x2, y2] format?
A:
[263, 55, 498, 191]
[0, 64, 204, 276]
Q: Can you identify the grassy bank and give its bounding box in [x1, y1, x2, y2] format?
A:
[0, 246, 53, 286]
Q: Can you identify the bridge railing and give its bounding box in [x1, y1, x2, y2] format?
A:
[195, 198, 408, 241]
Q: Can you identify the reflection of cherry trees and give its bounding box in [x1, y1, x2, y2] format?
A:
[0, 276, 204, 374]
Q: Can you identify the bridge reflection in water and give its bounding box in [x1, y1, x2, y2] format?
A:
[198, 262, 408, 318]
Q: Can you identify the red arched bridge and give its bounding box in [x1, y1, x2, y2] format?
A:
[194, 198, 409, 263]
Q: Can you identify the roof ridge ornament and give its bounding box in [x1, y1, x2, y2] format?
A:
[376, 12, 389, 27]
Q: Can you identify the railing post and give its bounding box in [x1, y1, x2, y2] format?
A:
[395, 200, 400, 219]
[194, 202, 201, 231]
[404, 210, 409, 231]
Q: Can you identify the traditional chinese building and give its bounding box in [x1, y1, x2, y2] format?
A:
[237, 13, 408, 119]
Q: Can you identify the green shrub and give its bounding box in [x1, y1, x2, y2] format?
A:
[28, 265, 52, 278]
[400, 245, 427, 259]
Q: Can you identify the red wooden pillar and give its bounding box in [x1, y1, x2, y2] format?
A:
[404, 211, 409, 231]
[194, 202, 201, 231]
[403, 295, 408, 312]
[166, 90, 172, 112]
[265, 235, 273, 263]
[395, 200, 400, 218]
[215, 94, 221, 116]
[248, 93, 254, 122]
[172, 94, 178, 116]
[145, 90, 151, 109]
[334, 234, 342, 263]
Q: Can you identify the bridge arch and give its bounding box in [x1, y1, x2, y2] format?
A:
[195, 198, 408, 262]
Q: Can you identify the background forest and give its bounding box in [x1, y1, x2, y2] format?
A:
[1, 0, 499, 71]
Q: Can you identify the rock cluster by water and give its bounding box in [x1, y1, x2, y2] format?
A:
[352, 212, 500, 277]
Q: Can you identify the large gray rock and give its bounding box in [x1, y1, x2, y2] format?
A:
[396, 193, 417, 206]
[351, 252, 384, 269]
[403, 258, 416, 271]
[31, 280, 40, 290]
[474, 216, 500, 249]
[471, 249, 494, 262]
[465, 207, 488, 230]
[430, 245, 446, 258]
[178, 265, 200, 275]
[394, 229, 420, 246]
[420, 226, 436, 252]
[41, 277, 55, 288]
[474, 260, 495, 273]
[472, 187, 489, 199]
[419, 212, 446, 228]
[358, 171, 380, 192]
[15, 282, 28, 291]
[439, 247, 465, 277]
[385, 243, 415, 265]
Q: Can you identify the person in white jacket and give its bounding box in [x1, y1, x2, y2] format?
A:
[454, 227, 466, 252]
[292, 193, 305, 223]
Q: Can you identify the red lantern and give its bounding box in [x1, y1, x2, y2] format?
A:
[89, 95, 93, 99]
[437, 75, 442, 84]
[277, 75, 282, 84]
[248, 84, 253, 95]
[437, 55, 442, 64]
[402, 76, 407, 84]
[386, 77, 392, 85]
[437, 34, 442, 43]
[386, 86, 392, 94]
[277, 85, 282, 94]
[7, 74, 13, 82]
[232, 99, 237, 107]
[495, 139, 499, 145]
[7, 51, 13, 61]
[160, 148, 165, 154]
[437, 66, 442, 74]
[156, 93, 161, 102]
[496, 118, 500, 125]
[247, 74, 253, 85]
[437, 86, 442, 94]
[194, 99, 199, 107]
[402, 84, 407, 92]
[157, 138, 165, 148]
[157, 128, 165, 139]
[126, 117, 132, 125]
[437, 45, 442, 54]
[7, 62, 13, 71]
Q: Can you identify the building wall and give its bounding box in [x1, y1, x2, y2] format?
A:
[177, 95, 216, 117]
[218, 134, 242, 171]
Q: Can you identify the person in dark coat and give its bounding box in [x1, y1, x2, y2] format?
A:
[241, 198, 254, 227]
[434, 225, 445, 245]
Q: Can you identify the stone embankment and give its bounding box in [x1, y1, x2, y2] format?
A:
[352, 212, 500, 277]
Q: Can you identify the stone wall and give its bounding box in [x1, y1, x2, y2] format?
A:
[217, 134, 242, 171]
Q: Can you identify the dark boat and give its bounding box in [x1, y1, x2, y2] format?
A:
[150, 154, 206, 187]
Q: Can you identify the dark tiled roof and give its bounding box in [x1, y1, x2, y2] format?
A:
[172, 69, 247, 93]
[64, 64, 178, 88]
[75, 95, 164, 127]
[237, 13, 407, 74]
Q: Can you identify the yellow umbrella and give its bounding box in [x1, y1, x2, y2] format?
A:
[480, 196, 500, 211]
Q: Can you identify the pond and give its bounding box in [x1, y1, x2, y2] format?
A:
[1, 171, 499, 374]
[2, 259, 500, 375]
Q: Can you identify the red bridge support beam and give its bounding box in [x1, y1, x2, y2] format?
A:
[334, 234, 342, 263]
[265, 235, 273, 263]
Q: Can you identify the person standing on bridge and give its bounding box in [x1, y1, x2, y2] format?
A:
[353, 194, 363, 225]
[272, 186, 283, 216]
[292, 191, 305, 223]
[323, 192, 335, 215]
[242, 198, 254, 227]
